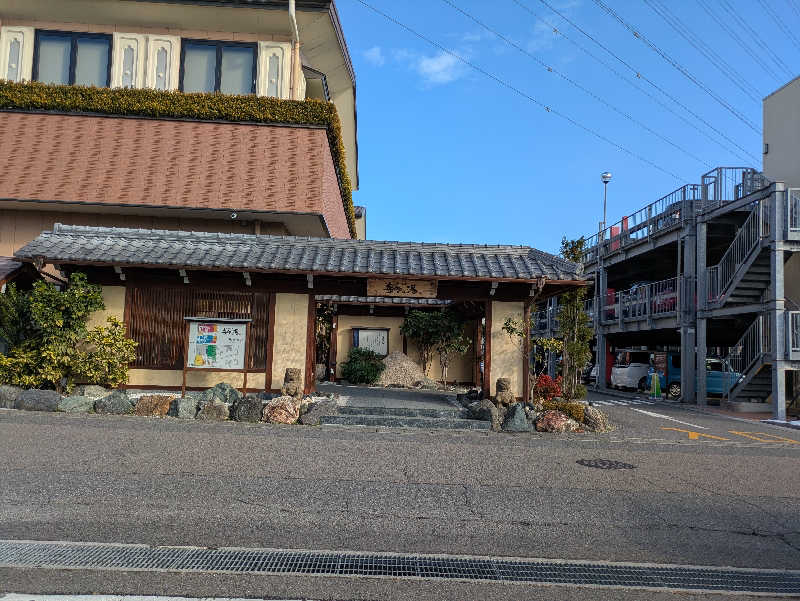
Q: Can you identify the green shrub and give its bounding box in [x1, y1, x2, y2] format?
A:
[542, 399, 585, 423]
[0, 80, 355, 238]
[340, 347, 385, 385]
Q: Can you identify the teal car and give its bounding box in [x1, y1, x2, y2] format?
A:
[659, 354, 741, 399]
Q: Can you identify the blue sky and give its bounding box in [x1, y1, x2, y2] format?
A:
[335, 0, 798, 254]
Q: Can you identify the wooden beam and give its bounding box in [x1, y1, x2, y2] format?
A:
[484, 300, 492, 399]
[523, 298, 531, 404]
[304, 294, 316, 395]
[329, 312, 338, 382]
[264, 293, 277, 392]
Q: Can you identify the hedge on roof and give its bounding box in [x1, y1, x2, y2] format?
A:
[0, 80, 356, 238]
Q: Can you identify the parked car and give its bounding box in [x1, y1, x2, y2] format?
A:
[610, 351, 651, 390]
[658, 353, 741, 400]
[582, 363, 596, 384]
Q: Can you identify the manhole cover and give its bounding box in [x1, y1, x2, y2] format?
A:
[576, 458, 636, 470]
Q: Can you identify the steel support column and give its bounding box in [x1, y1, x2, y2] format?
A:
[680, 208, 697, 403]
[696, 221, 708, 405]
[770, 187, 787, 419]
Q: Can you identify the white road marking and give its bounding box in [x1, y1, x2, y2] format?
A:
[631, 408, 708, 429]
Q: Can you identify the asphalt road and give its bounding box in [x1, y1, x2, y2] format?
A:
[1, 402, 799, 600]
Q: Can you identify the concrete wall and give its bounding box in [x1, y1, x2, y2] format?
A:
[763, 77, 800, 188]
[87, 285, 125, 330]
[128, 369, 266, 391]
[784, 253, 800, 305]
[490, 301, 524, 398]
[0, 208, 288, 257]
[335, 314, 476, 384]
[271, 293, 309, 390]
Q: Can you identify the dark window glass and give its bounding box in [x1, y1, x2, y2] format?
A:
[672, 355, 681, 369]
[180, 39, 255, 94]
[34, 31, 110, 87]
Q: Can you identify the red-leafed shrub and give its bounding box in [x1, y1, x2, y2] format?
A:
[532, 375, 563, 401]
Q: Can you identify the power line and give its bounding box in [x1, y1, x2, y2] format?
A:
[439, 0, 713, 167]
[350, 0, 688, 182]
[717, 0, 794, 78]
[696, 0, 785, 83]
[519, 0, 760, 164]
[757, 0, 800, 54]
[644, 0, 761, 103]
[591, 0, 762, 134]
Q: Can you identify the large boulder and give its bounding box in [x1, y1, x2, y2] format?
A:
[58, 395, 95, 413]
[502, 403, 531, 433]
[231, 395, 263, 423]
[262, 396, 299, 424]
[16, 389, 61, 412]
[134, 395, 173, 417]
[535, 410, 581, 433]
[168, 395, 199, 419]
[196, 401, 229, 421]
[0, 384, 23, 409]
[299, 400, 337, 426]
[72, 384, 108, 399]
[494, 378, 515, 406]
[94, 390, 133, 415]
[196, 382, 241, 408]
[583, 405, 613, 432]
[376, 352, 426, 388]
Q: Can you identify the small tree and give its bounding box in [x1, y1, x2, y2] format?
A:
[400, 310, 441, 376]
[435, 312, 470, 384]
[502, 316, 562, 403]
[557, 237, 593, 400]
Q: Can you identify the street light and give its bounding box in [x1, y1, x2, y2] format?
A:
[600, 171, 612, 235]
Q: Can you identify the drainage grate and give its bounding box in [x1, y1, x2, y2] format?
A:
[1, 540, 799, 594]
[576, 458, 636, 470]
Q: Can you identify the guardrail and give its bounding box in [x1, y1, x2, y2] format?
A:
[789, 189, 800, 233]
[725, 314, 770, 380]
[700, 167, 770, 211]
[599, 277, 679, 325]
[531, 299, 595, 334]
[789, 311, 800, 354]
[706, 200, 768, 302]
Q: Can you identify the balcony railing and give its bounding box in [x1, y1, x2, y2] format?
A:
[531, 299, 595, 334]
[789, 189, 800, 233]
[599, 277, 679, 324]
[789, 311, 800, 355]
[700, 167, 770, 211]
[725, 314, 771, 380]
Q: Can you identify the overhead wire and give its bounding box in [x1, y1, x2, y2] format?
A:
[590, 0, 762, 134]
[757, 0, 800, 54]
[696, 0, 785, 83]
[644, 0, 761, 103]
[350, 0, 689, 183]
[716, 0, 794, 78]
[517, 0, 760, 164]
[439, 0, 713, 168]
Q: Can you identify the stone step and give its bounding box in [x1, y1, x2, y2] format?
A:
[337, 405, 468, 419]
[320, 414, 490, 431]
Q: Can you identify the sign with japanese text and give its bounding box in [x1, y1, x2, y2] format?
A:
[367, 278, 437, 298]
[353, 328, 389, 356]
[186, 321, 247, 370]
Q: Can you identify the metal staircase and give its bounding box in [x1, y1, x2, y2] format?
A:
[706, 200, 770, 309]
[724, 314, 772, 403]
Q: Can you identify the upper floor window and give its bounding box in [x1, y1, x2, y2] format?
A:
[33, 31, 111, 87]
[180, 40, 256, 95]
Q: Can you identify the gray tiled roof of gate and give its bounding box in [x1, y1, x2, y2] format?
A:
[15, 224, 581, 281]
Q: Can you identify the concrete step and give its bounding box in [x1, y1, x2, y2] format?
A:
[321, 414, 490, 431]
[337, 405, 468, 419]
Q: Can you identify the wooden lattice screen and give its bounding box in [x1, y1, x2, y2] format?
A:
[126, 287, 269, 370]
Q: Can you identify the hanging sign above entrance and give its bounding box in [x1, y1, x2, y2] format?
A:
[367, 278, 437, 298]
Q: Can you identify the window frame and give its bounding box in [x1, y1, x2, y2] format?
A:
[32, 29, 112, 87]
[179, 38, 257, 95]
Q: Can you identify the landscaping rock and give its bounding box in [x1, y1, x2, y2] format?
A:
[262, 395, 299, 424]
[495, 378, 515, 406]
[281, 368, 303, 400]
[231, 395, 263, 423]
[168, 395, 198, 419]
[196, 401, 229, 421]
[377, 352, 426, 388]
[58, 395, 95, 413]
[16, 389, 61, 412]
[583, 405, 613, 432]
[94, 390, 133, 415]
[299, 400, 338, 425]
[134, 394, 173, 417]
[502, 403, 531, 432]
[535, 410, 580, 433]
[414, 377, 440, 390]
[0, 384, 23, 408]
[72, 384, 108, 399]
[524, 405, 540, 425]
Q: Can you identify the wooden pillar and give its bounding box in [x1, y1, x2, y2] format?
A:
[523, 299, 531, 404]
[329, 312, 338, 382]
[483, 300, 492, 399]
[264, 294, 276, 393]
[304, 295, 317, 395]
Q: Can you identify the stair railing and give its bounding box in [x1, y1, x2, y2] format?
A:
[706, 200, 767, 302]
[724, 314, 771, 402]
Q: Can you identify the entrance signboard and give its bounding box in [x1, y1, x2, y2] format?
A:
[182, 317, 252, 396]
[367, 278, 437, 298]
